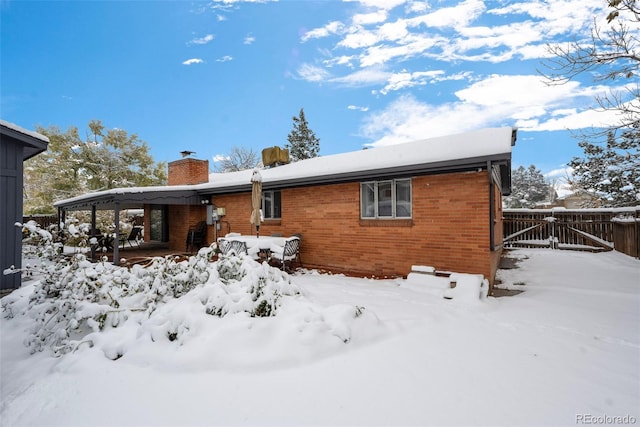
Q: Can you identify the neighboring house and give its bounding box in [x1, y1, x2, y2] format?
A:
[55, 127, 516, 285]
[1, 120, 49, 290]
[555, 189, 603, 209]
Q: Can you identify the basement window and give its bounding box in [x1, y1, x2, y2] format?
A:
[360, 179, 412, 219]
[262, 190, 281, 219]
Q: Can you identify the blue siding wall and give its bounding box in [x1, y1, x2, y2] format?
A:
[1, 138, 25, 290]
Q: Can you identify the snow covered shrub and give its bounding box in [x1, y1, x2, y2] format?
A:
[4, 236, 383, 361]
[204, 256, 301, 318]
[11, 248, 218, 356]
[21, 254, 128, 355]
[149, 248, 213, 297]
[3, 240, 305, 356]
[216, 254, 246, 284]
[20, 220, 63, 261]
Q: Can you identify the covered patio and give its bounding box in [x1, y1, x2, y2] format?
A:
[70, 240, 191, 267]
[54, 186, 205, 265]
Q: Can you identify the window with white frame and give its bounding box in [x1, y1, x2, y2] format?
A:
[262, 190, 281, 219]
[360, 179, 412, 219]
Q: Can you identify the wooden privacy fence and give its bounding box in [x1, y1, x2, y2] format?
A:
[22, 214, 59, 229]
[503, 208, 639, 258]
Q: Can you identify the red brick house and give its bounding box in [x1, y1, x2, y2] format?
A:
[55, 127, 516, 284]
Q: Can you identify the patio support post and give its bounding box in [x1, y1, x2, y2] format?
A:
[57, 206, 63, 238]
[58, 207, 66, 248]
[91, 205, 97, 260]
[113, 203, 120, 266]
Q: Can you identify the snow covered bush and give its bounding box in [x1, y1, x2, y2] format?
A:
[2, 242, 367, 359]
[18, 254, 129, 355]
[20, 220, 63, 261]
[204, 255, 301, 318]
[3, 228, 383, 361]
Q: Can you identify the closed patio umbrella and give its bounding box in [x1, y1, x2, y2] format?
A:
[250, 169, 263, 237]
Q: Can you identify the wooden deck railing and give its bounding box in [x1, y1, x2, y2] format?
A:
[503, 208, 639, 258]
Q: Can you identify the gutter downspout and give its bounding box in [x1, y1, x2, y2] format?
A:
[488, 161, 495, 251]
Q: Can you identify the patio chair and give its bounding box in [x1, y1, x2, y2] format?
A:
[218, 239, 248, 256]
[270, 236, 301, 271]
[119, 226, 142, 248]
[186, 221, 208, 252]
[217, 238, 230, 255]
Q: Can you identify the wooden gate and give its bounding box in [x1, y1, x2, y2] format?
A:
[503, 208, 639, 254]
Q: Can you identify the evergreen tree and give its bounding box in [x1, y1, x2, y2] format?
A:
[568, 127, 640, 207]
[285, 108, 320, 161]
[504, 165, 553, 208]
[24, 120, 167, 214]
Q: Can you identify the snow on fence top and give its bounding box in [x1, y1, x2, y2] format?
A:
[505, 207, 640, 215]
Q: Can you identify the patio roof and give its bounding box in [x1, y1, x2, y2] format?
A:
[55, 186, 202, 211]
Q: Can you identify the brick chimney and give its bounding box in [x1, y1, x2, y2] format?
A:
[168, 158, 210, 185]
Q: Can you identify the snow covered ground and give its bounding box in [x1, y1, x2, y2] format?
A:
[1, 248, 638, 427]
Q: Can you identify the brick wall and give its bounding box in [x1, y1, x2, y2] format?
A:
[490, 183, 504, 284]
[207, 170, 502, 283]
[168, 158, 209, 185]
[167, 204, 209, 252]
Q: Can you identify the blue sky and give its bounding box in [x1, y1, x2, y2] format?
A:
[1, 0, 626, 182]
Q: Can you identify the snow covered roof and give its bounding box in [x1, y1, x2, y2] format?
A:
[55, 127, 515, 210]
[201, 127, 516, 193]
[0, 119, 49, 161]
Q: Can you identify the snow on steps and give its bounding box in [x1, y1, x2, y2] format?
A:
[406, 265, 489, 302]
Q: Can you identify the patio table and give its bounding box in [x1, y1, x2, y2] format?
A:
[218, 235, 286, 260]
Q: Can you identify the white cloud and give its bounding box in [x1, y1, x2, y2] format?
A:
[516, 108, 624, 132]
[348, 105, 369, 112]
[377, 69, 445, 95]
[359, 36, 439, 67]
[410, 0, 486, 29]
[353, 11, 388, 25]
[216, 55, 233, 62]
[360, 74, 626, 147]
[360, 94, 482, 147]
[337, 29, 379, 49]
[301, 0, 609, 77]
[212, 0, 277, 3]
[490, 0, 605, 37]
[293, 0, 622, 145]
[188, 34, 214, 45]
[244, 34, 256, 45]
[330, 67, 390, 86]
[182, 58, 204, 65]
[302, 21, 345, 42]
[296, 63, 332, 82]
[323, 54, 358, 68]
[212, 154, 229, 162]
[454, 75, 575, 108]
[345, 0, 406, 11]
